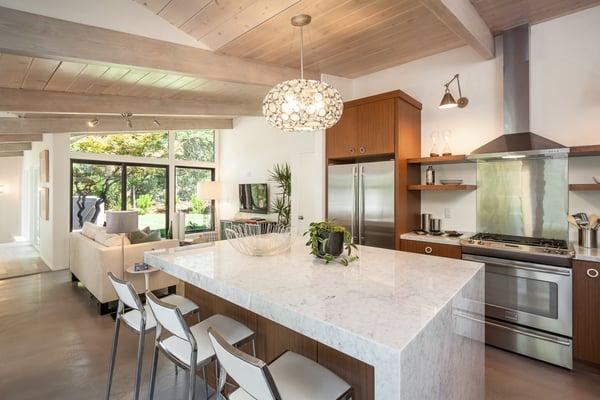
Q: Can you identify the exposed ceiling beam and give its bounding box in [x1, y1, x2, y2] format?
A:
[0, 116, 232, 134]
[0, 134, 43, 142]
[0, 151, 23, 157]
[0, 142, 32, 152]
[0, 6, 315, 86]
[0, 88, 260, 117]
[419, 0, 495, 59]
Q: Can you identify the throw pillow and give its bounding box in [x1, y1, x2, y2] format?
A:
[136, 230, 161, 244]
[81, 222, 99, 239]
[94, 230, 130, 247]
[128, 228, 161, 244]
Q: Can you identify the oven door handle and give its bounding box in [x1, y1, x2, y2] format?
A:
[455, 311, 572, 347]
[462, 254, 571, 276]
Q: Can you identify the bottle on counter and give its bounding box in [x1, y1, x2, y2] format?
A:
[425, 166, 435, 185]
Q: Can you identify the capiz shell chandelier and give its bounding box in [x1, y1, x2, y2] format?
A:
[263, 14, 343, 133]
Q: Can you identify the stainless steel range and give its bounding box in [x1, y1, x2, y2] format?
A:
[461, 233, 574, 369]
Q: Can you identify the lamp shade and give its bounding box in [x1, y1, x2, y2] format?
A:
[197, 181, 220, 200]
[106, 211, 139, 234]
[439, 89, 458, 109]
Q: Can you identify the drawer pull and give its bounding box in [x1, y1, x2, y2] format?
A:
[359, 146, 366, 154]
[587, 268, 599, 278]
[425, 246, 433, 254]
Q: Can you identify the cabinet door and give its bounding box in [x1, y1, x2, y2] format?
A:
[357, 98, 395, 156]
[400, 239, 462, 259]
[326, 106, 358, 159]
[573, 260, 600, 365]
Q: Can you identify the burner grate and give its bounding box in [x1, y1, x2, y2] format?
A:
[470, 233, 568, 250]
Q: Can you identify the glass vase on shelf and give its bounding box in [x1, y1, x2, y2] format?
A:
[442, 130, 452, 156]
[429, 130, 441, 157]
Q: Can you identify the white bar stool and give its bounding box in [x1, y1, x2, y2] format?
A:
[146, 292, 256, 400]
[105, 272, 200, 400]
[208, 327, 353, 400]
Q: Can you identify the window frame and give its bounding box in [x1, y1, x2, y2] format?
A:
[174, 166, 216, 233]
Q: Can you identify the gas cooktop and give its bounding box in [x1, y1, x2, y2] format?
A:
[460, 232, 574, 266]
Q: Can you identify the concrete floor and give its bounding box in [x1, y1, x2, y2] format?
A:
[0, 270, 599, 400]
[0, 243, 50, 280]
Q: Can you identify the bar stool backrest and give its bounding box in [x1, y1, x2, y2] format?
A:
[146, 292, 191, 340]
[108, 272, 143, 312]
[208, 327, 280, 400]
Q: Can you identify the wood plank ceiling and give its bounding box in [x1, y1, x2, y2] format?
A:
[139, 0, 600, 78]
[0, 53, 269, 105]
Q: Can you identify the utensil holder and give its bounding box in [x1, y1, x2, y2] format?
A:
[578, 229, 598, 248]
[430, 218, 442, 232]
[421, 213, 432, 232]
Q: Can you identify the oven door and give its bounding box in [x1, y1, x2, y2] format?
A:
[463, 254, 572, 337]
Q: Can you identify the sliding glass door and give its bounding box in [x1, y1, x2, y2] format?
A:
[71, 160, 169, 235]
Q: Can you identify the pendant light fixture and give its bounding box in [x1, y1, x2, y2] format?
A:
[263, 14, 343, 133]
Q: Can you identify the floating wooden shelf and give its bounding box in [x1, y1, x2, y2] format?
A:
[569, 184, 600, 191]
[569, 145, 600, 157]
[408, 184, 477, 191]
[407, 155, 469, 165]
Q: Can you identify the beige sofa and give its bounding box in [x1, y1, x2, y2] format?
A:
[69, 231, 179, 314]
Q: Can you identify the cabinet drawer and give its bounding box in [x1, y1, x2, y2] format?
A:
[573, 260, 600, 366]
[400, 239, 462, 259]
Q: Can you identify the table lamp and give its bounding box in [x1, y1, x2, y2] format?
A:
[197, 181, 220, 233]
[106, 210, 139, 278]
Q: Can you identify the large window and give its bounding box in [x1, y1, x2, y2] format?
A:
[174, 131, 215, 162]
[71, 161, 169, 235]
[175, 167, 214, 232]
[70, 130, 217, 235]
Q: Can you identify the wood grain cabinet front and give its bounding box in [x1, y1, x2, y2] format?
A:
[357, 98, 395, 156]
[400, 239, 462, 259]
[326, 106, 358, 159]
[573, 260, 600, 366]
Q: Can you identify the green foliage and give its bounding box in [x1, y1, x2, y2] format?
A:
[304, 221, 358, 266]
[186, 221, 207, 232]
[70, 132, 169, 158]
[269, 163, 291, 227]
[174, 131, 215, 162]
[136, 194, 153, 215]
[190, 196, 206, 214]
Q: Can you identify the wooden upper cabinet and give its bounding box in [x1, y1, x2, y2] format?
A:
[357, 98, 395, 156]
[326, 106, 358, 159]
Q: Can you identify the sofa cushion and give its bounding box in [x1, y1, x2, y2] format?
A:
[81, 222, 100, 239]
[94, 230, 131, 247]
[128, 227, 159, 244]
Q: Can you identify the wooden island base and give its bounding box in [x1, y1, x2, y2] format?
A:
[185, 284, 375, 400]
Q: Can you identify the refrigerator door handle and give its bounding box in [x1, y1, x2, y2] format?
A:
[351, 165, 357, 242]
[358, 165, 365, 244]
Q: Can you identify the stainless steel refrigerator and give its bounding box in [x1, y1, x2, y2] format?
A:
[327, 160, 395, 249]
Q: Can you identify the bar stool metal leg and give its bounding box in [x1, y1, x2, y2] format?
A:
[105, 304, 122, 400]
[148, 341, 159, 400]
[188, 350, 197, 400]
[133, 320, 146, 400]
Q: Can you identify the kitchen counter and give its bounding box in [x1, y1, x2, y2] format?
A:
[400, 231, 475, 246]
[146, 238, 484, 399]
[572, 243, 600, 263]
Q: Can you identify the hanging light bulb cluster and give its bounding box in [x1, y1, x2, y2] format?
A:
[263, 14, 343, 133]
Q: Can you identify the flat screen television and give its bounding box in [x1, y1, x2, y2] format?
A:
[239, 183, 269, 214]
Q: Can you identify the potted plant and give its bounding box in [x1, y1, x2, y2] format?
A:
[304, 221, 358, 266]
[269, 163, 291, 228]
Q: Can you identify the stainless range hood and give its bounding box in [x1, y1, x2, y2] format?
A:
[468, 25, 569, 161]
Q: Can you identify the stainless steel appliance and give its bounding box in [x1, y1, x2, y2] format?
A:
[327, 160, 394, 249]
[461, 233, 574, 369]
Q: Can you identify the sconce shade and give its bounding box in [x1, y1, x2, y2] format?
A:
[106, 211, 139, 234]
[439, 90, 458, 109]
[197, 181, 220, 200]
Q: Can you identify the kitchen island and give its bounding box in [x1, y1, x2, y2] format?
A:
[146, 238, 485, 399]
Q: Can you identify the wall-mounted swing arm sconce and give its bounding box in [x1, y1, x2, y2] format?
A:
[439, 74, 469, 109]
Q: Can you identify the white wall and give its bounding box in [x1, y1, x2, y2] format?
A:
[0, 157, 22, 243]
[348, 6, 600, 233]
[219, 117, 325, 235]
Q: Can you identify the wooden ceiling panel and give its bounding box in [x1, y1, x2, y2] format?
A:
[158, 0, 213, 27]
[21, 58, 60, 90]
[44, 61, 86, 91]
[0, 54, 32, 88]
[180, 0, 256, 38]
[66, 64, 110, 93]
[470, 0, 600, 34]
[84, 66, 130, 94]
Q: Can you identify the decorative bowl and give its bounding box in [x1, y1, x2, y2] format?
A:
[225, 223, 293, 256]
[440, 179, 463, 185]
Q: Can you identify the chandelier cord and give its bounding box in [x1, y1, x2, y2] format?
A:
[300, 25, 304, 80]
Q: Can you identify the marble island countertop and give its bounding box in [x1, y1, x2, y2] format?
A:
[146, 237, 485, 399]
[572, 243, 600, 263]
